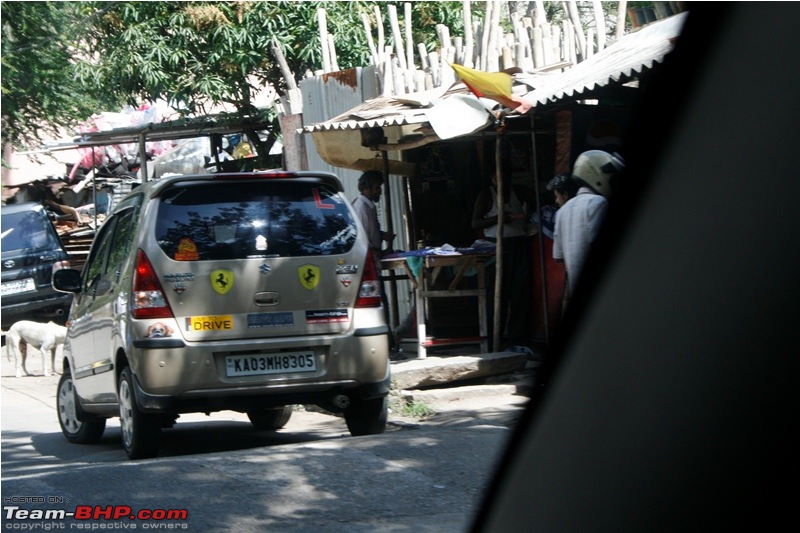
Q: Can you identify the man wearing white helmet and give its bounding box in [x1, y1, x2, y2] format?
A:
[552, 150, 625, 302]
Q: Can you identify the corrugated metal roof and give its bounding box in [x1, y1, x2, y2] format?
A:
[519, 11, 687, 106]
[302, 12, 687, 135]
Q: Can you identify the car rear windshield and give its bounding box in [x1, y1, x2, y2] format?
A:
[1, 210, 61, 252]
[155, 181, 357, 260]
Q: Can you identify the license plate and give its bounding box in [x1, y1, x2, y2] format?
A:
[225, 351, 316, 377]
[1, 278, 35, 296]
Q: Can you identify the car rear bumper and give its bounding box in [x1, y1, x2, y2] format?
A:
[1, 293, 72, 327]
[132, 366, 392, 414]
[129, 326, 391, 414]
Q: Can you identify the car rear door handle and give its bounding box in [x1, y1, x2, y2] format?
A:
[254, 292, 280, 306]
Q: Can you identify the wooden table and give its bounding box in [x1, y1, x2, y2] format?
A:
[381, 253, 492, 358]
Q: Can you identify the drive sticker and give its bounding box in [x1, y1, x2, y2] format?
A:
[186, 315, 234, 331]
[248, 312, 294, 328]
[312, 187, 335, 209]
[211, 269, 233, 295]
[298, 264, 320, 290]
[306, 309, 349, 324]
[174, 237, 199, 261]
[340, 276, 352, 287]
[145, 322, 175, 338]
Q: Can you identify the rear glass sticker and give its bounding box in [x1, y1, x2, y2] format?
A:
[211, 269, 233, 295]
[248, 312, 294, 328]
[255, 235, 268, 251]
[174, 237, 199, 261]
[144, 322, 174, 338]
[312, 188, 335, 210]
[306, 309, 349, 324]
[298, 264, 320, 290]
[186, 315, 233, 331]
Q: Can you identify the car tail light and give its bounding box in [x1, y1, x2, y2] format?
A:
[355, 250, 382, 308]
[132, 249, 173, 319]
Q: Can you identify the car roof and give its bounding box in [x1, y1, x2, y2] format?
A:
[135, 170, 345, 198]
[1, 201, 49, 216]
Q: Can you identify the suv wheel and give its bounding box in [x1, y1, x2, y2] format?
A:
[247, 406, 293, 430]
[57, 372, 106, 444]
[118, 367, 161, 459]
[344, 396, 388, 436]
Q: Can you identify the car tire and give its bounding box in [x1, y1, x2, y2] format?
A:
[344, 396, 388, 436]
[118, 367, 161, 460]
[247, 406, 293, 430]
[57, 372, 106, 444]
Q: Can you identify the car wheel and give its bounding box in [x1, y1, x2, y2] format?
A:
[344, 396, 388, 436]
[57, 372, 106, 444]
[247, 406, 293, 430]
[118, 367, 161, 459]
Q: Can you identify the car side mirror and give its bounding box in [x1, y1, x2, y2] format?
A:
[52, 269, 83, 294]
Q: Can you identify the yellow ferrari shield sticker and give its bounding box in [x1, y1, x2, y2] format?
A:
[211, 269, 234, 295]
[298, 264, 320, 290]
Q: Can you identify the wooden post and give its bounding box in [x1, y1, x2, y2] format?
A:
[530, 113, 550, 344]
[493, 121, 505, 352]
[382, 150, 399, 332]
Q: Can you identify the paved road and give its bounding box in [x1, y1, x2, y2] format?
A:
[1, 344, 529, 531]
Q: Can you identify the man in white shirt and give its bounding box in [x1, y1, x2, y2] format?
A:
[352, 170, 395, 258]
[553, 151, 625, 301]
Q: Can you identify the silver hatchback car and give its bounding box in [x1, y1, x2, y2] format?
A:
[53, 171, 390, 459]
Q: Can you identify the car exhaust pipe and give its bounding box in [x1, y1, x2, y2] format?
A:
[332, 394, 350, 409]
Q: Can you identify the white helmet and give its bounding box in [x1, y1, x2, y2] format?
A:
[571, 150, 625, 197]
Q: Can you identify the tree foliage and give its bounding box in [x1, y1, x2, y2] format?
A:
[72, 1, 468, 119]
[1, 1, 119, 150]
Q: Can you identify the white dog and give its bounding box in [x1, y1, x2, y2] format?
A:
[5, 320, 66, 378]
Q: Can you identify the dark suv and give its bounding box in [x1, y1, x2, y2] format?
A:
[1, 202, 72, 328]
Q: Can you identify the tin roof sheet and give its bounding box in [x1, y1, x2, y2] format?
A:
[302, 12, 687, 134]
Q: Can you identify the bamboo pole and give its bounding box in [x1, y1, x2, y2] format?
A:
[480, 1, 492, 70]
[616, 1, 628, 39]
[388, 4, 407, 71]
[463, 0, 474, 67]
[374, 6, 385, 61]
[565, 1, 587, 61]
[592, 0, 607, 52]
[328, 34, 339, 71]
[271, 36, 297, 91]
[360, 12, 379, 65]
[317, 8, 331, 72]
[404, 3, 415, 70]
